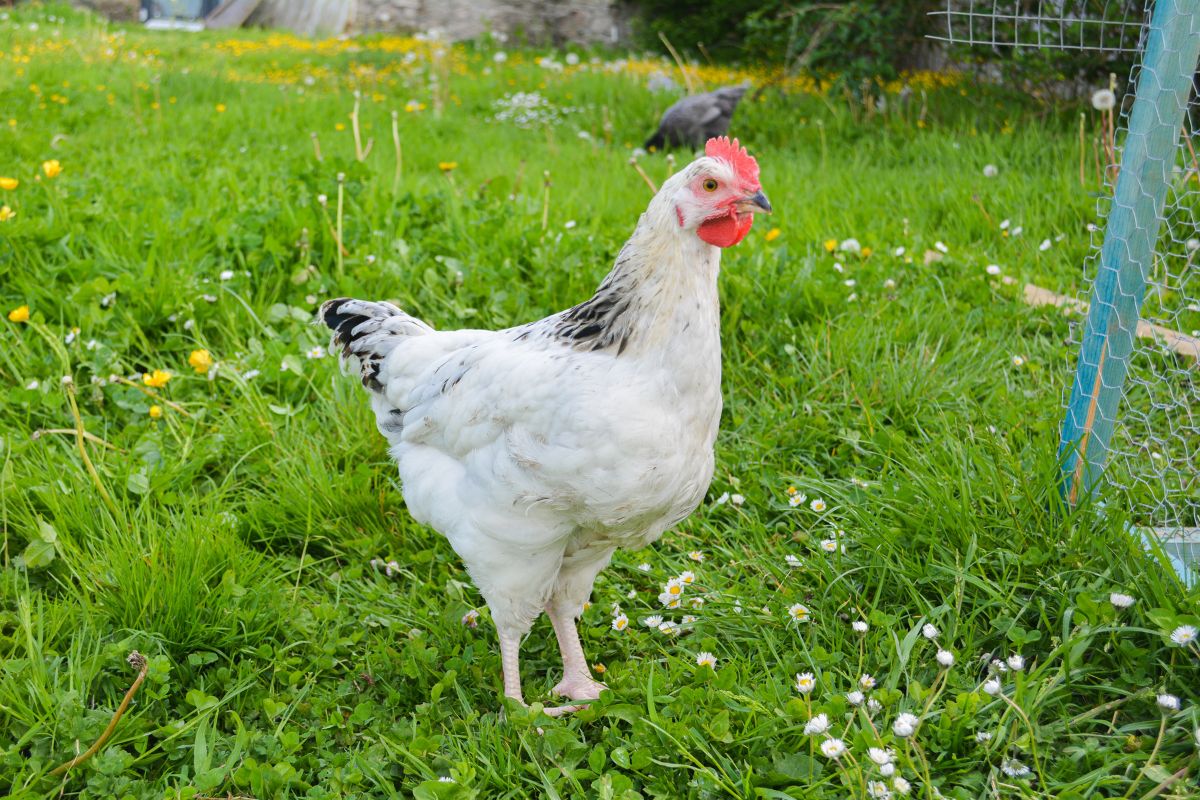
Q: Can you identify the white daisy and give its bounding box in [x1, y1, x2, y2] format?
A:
[219, 269, 234, 281]
[847, 690, 865, 706]
[306, 346, 326, 359]
[658, 620, 678, 635]
[1011, 355, 1025, 367]
[688, 550, 705, 563]
[983, 678, 1002, 695]
[936, 649, 954, 667]
[642, 615, 663, 628]
[658, 592, 681, 609]
[611, 613, 629, 631]
[689, 597, 704, 609]
[730, 493, 745, 506]
[852, 620, 869, 633]
[1000, 759, 1030, 777]
[986, 264, 1001, 275]
[839, 238, 862, 254]
[803, 713, 830, 735]
[868, 781, 891, 799]
[1170, 625, 1197, 645]
[820, 539, 838, 553]
[788, 603, 811, 623]
[976, 731, 992, 742]
[678, 570, 696, 585]
[934, 241, 949, 253]
[860, 674, 876, 690]
[880, 763, 895, 777]
[1006, 654, 1024, 671]
[785, 554, 803, 568]
[982, 164, 998, 178]
[819, 737, 846, 758]
[810, 498, 827, 512]
[1157, 693, 1181, 711]
[695, 651, 717, 669]
[892, 776, 911, 795]
[1038, 239, 1051, 252]
[638, 563, 651, 572]
[794, 672, 816, 694]
[461, 609, 480, 628]
[922, 623, 938, 640]
[868, 747, 893, 766]
[867, 698, 882, 713]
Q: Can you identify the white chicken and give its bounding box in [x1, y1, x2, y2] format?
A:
[320, 137, 770, 714]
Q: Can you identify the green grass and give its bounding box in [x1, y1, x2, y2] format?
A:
[2, 4, 1199, 799]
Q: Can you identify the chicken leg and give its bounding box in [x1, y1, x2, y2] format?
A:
[547, 603, 607, 702]
[497, 626, 588, 717]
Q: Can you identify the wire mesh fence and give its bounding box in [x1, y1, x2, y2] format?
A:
[927, 0, 1149, 51]
[933, 0, 1200, 578]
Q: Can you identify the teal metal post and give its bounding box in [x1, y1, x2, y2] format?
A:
[1060, 0, 1200, 506]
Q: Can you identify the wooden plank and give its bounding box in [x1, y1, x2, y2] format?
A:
[205, 0, 263, 29]
[1058, 0, 1200, 505]
[1024, 283, 1200, 359]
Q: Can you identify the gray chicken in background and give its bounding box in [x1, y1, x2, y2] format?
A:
[645, 84, 750, 151]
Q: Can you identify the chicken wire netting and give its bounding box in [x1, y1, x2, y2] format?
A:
[1073, 29, 1200, 537]
[931, 1, 1200, 576]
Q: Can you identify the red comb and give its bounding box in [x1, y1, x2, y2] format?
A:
[705, 136, 760, 188]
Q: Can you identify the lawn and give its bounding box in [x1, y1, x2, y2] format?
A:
[2, 4, 1199, 799]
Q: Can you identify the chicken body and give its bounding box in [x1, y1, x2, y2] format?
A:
[645, 84, 750, 151]
[322, 140, 768, 712]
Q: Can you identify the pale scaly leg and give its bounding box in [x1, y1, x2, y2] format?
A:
[497, 623, 588, 716]
[546, 602, 607, 702]
[544, 544, 616, 703]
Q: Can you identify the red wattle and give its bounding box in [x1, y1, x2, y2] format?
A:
[697, 210, 753, 248]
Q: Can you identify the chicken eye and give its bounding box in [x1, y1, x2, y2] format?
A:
[702, 178, 719, 192]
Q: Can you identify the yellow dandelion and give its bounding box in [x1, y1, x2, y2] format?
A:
[765, 227, 781, 242]
[215, 103, 226, 113]
[142, 369, 171, 388]
[438, 161, 458, 172]
[593, 662, 607, 674]
[148, 405, 163, 418]
[188, 349, 213, 374]
[824, 239, 837, 253]
[0, 205, 15, 222]
[41, 159, 61, 179]
[0, 177, 18, 190]
[335, 122, 346, 131]
[8, 304, 30, 323]
[862, 247, 873, 257]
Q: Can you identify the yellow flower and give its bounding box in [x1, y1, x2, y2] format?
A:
[0, 177, 17, 190]
[335, 122, 346, 131]
[148, 405, 163, 418]
[592, 662, 607, 674]
[824, 239, 837, 252]
[765, 227, 781, 242]
[41, 160, 61, 179]
[188, 349, 213, 374]
[8, 304, 30, 323]
[215, 103, 226, 113]
[0, 205, 14, 222]
[862, 247, 873, 257]
[438, 161, 458, 172]
[142, 369, 171, 388]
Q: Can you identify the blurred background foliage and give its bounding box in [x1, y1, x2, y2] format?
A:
[629, 0, 1145, 95]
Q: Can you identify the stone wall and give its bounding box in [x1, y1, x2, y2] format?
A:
[354, 0, 628, 45]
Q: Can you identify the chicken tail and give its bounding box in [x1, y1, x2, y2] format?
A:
[318, 298, 433, 391]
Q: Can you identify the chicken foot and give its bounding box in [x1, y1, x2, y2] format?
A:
[497, 628, 590, 717]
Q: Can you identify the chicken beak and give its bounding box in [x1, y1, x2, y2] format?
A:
[736, 190, 772, 215]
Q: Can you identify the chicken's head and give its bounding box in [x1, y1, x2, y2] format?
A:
[672, 136, 771, 248]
